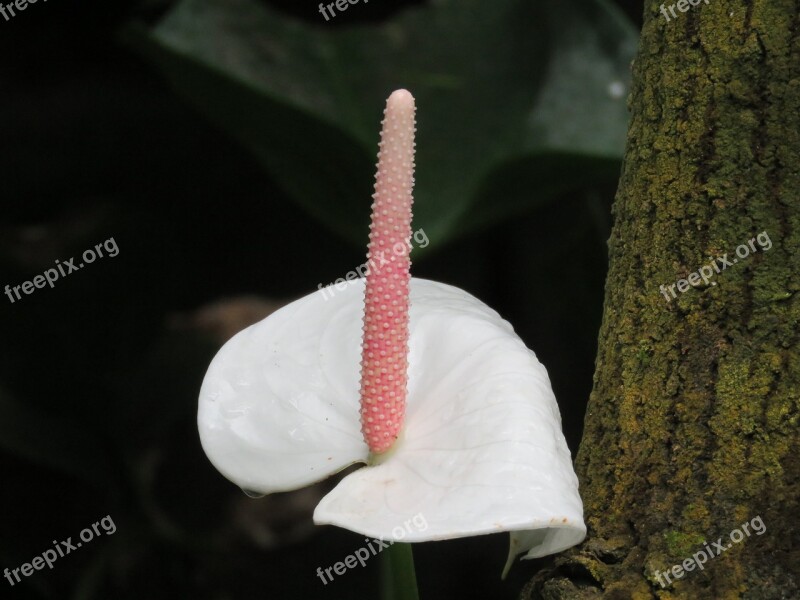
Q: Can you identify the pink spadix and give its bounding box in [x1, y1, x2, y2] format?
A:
[197, 88, 586, 566]
[359, 89, 416, 454]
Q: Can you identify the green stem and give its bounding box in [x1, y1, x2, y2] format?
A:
[380, 542, 420, 600]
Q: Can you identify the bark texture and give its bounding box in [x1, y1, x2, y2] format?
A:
[525, 1, 800, 598]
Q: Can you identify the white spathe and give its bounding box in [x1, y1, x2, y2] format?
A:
[198, 277, 585, 568]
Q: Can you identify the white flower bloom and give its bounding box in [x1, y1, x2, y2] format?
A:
[198, 277, 585, 572]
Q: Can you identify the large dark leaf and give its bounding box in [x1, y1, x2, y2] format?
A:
[126, 0, 636, 247]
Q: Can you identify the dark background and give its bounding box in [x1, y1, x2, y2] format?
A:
[0, 1, 643, 598]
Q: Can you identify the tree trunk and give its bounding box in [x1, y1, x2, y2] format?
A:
[525, 1, 800, 598]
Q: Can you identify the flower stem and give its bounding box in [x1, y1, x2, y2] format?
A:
[380, 542, 420, 600]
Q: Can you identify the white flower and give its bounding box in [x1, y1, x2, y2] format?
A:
[199, 88, 584, 576]
[198, 276, 585, 574]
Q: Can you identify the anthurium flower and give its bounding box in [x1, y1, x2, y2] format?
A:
[198, 90, 585, 574]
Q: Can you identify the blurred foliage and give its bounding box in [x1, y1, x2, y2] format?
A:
[127, 0, 636, 247]
[0, 0, 637, 598]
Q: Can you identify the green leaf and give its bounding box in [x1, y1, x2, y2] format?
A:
[126, 0, 636, 247]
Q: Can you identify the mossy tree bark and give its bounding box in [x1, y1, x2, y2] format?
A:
[525, 1, 799, 598]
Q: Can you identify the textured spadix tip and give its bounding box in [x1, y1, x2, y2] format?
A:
[387, 88, 414, 111]
[359, 90, 416, 456]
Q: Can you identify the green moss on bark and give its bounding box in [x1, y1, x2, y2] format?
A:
[524, 1, 800, 598]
